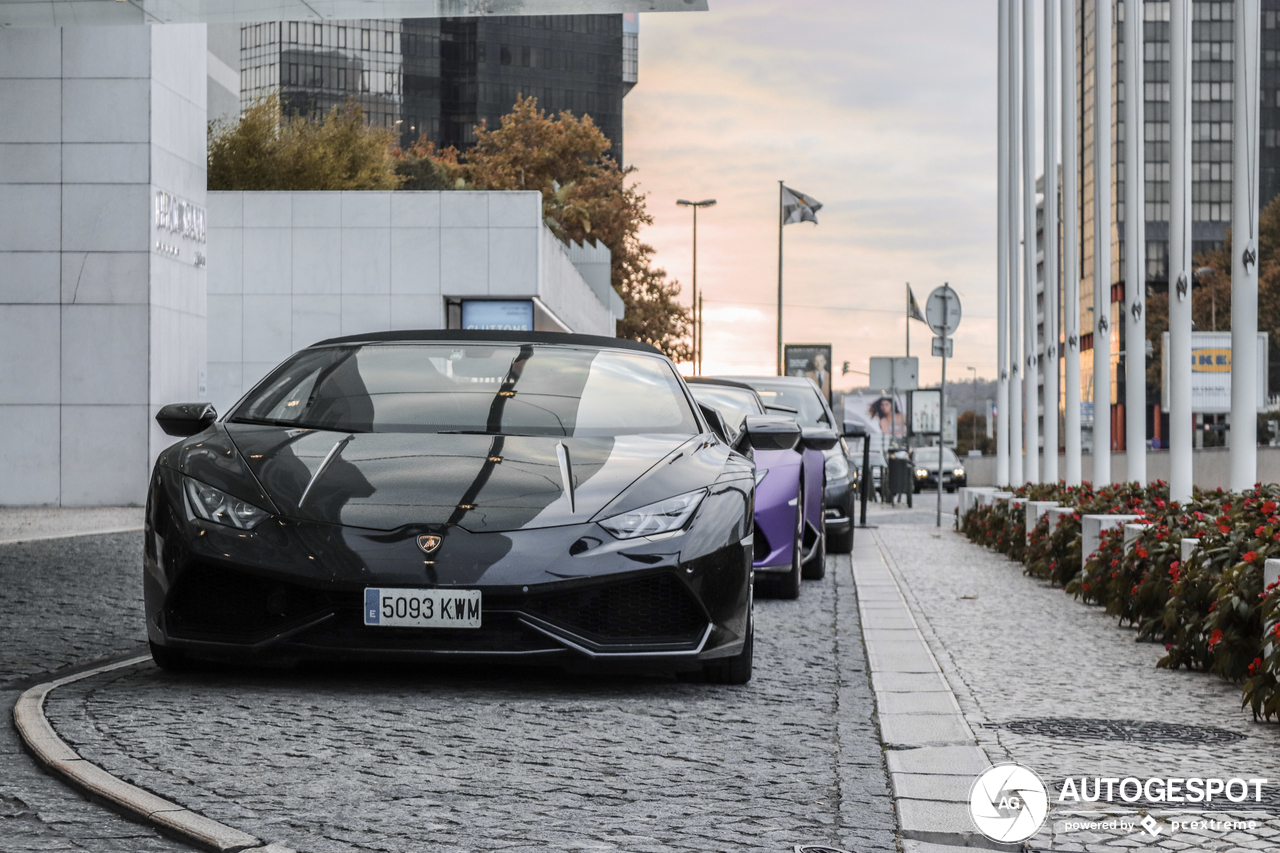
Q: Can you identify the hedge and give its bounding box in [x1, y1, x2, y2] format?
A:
[959, 482, 1280, 721]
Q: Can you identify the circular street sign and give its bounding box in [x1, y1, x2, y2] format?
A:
[926, 284, 962, 337]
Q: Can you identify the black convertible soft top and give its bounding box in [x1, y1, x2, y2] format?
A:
[309, 329, 660, 355]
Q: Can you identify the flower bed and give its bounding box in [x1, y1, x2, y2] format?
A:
[959, 482, 1280, 721]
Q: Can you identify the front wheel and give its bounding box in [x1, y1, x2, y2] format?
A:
[772, 489, 803, 599]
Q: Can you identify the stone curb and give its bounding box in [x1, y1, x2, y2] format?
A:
[12, 653, 289, 853]
[854, 533, 1019, 852]
[0, 525, 145, 546]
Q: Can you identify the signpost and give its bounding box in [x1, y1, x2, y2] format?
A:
[925, 284, 961, 527]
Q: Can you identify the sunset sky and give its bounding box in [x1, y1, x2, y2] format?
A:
[625, 0, 1004, 390]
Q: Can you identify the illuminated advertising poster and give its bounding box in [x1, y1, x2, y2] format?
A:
[784, 343, 833, 403]
[1160, 331, 1269, 413]
[461, 300, 534, 332]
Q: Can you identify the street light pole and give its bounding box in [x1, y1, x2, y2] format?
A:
[676, 198, 716, 376]
[968, 365, 978, 450]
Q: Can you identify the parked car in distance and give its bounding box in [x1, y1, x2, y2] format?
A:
[687, 378, 824, 597]
[910, 445, 967, 493]
[707, 375, 854, 556]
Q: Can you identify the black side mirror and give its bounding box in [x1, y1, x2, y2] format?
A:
[697, 403, 732, 444]
[843, 420, 868, 438]
[743, 415, 801, 452]
[800, 427, 839, 452]
[156, 402, 217, 437]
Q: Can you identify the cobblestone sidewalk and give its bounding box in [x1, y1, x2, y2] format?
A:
[41, 555, 896, 853]
[873, 524, 1280, 852]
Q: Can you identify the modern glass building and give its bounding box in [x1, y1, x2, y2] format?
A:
[1048, 0, 1280, 454]
[237, 14, 636, 161]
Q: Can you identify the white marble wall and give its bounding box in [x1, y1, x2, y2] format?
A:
[207, 190, 618, 413]
[0, 25, 207, 507]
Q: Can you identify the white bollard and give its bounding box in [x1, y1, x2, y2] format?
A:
[1045, 505, 1074, 534]
[1180, 538, 1200, 562]
[1123, 522, 1149, 552]
[1026, 501, 1060, 538]
[1081, 514, 1143, 568]
[1265, 558, 1280, 593]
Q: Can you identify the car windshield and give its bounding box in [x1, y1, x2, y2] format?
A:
[231, 343, 699, 437]
[741, 380, 830, 427]
[688, 385, 763, 435]
[913, 447, 960, 466]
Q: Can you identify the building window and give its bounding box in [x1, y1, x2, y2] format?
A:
[385, 71, 395, 93]
[337, 26, 346, 48]
[313, 23, 322, 45]
[385, 31, 394, 53]
[314, 66, 323, 87]
[289, 63, 298, 85]
[361, 28, 370, 50]
[361, 70, 370, 92]
[478, 42, 487, 62]
[288, 21, 297, 43]
[338, 67, 346, 90]
[522, 45, 532, 67]
[501, 44, 512, 65]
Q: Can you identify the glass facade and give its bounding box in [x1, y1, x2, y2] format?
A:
[239, 14, 630, 160]
[1067, 0, 1279, 452]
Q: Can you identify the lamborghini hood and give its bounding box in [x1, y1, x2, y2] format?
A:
[220, 425, 697, 532]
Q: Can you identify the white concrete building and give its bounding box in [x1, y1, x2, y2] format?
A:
[207, 189, 621, 413]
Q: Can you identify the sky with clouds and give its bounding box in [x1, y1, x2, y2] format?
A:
[624, 0, 1002, 390]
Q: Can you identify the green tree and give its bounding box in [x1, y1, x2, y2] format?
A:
[208, 94, 401, 191]
[428, 96, 691, 360]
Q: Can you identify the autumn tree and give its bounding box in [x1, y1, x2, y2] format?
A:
[427, 96, 691, 360]
[208, 95, 401, 191]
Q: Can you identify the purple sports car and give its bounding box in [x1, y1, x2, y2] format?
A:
[687, 378, 828, 599]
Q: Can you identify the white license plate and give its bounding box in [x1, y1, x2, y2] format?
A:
[363, 588, 481, 628]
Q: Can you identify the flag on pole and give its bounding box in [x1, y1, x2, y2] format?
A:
[907, 284, 926, 322]
[781, 186, 822, 224]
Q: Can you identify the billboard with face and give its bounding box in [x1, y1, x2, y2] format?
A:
[784, 343, 833, 403]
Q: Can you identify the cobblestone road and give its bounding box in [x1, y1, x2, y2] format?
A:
[875, 523, 1280, 852]
[0, 532, 189, 851]
[28, 549, 895, 853]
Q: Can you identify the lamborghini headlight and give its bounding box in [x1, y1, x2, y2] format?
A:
[598, 489, 707, 539]
[184, 477, 270, 530]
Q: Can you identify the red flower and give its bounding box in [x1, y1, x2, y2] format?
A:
[1111, 572, 1118, 579]
[1257, 526, 1266, 537]
[1244, 551, 1259, 564]
[1250, 657, 1263, 676]
[1208, 629, 1224, 650]
[1169, 562, 1182, 583]
[1083, 583, 1090, 591]
[1209, 600, 1217, 612]
[1272, 623, 1280, 640]
[1131, 585, 1140, 595]
[1263, 501, 1277, 514]
[1219, 523, 1232, 534]
[1137, 546, 1149, 559]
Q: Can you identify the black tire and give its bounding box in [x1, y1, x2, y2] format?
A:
[827, 493, 855, 555]
[771, 488, 803, 599]
[149, 641, 190, 672]
[702, 618, 753, 684]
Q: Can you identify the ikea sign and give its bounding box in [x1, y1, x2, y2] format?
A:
[1162, 331, 1269, 413]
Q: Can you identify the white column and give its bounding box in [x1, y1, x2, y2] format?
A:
[1168, 0, 1193, 503]
[997, 0, 1012, 487]
[1010, 0, 1024, 485]
[1043, 0, 1060, 483]
[1022, 0, 1040, 484]
[1231, 0, 1260, 491]
[1094, 0, 1113, 485]
[1062, 0, 1082, 485]
[1123, 0, 1146, 484]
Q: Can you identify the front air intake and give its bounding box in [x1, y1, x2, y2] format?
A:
[524, 573, 707, 645]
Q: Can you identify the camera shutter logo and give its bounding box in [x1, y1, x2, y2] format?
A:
[968, 763, 1050, 843]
